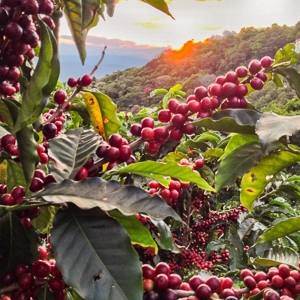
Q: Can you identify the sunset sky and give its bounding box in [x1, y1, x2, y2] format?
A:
[60, 0, 300, 49]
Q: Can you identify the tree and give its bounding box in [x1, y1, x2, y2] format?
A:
[1, 1, 300, 300]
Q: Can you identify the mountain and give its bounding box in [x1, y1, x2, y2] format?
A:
[95, 22, 300, 112]
[58, 36, 167, 82]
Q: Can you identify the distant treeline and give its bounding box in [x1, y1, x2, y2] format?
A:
[96, 22, 300, 114]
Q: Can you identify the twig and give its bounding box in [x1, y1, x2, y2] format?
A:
[44, 46, 107, 126]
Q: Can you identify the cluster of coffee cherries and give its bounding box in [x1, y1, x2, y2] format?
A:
[0, 246, 67, 300]
[0, 0, 56, 97]
[240, 264, 300, 300]
[0, 184, 39, 229]
[142, 262, 300, 300]
[96, 133, 136, 170]
[130, 111, 196, 156]
[186, 55, 274, 114]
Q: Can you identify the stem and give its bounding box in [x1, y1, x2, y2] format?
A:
[43, 46, 107, 126]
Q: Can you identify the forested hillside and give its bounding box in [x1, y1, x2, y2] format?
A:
[96, 22, 300, 113]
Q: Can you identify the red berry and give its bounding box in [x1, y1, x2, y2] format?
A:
[221, 277, 233, 290]
[38, 246, 48, 260]
[222, 82, 237, 97]
[18, 273, 34, 290]
[158, 109, 172, 122]
[106, 147, 120, 161]
[67, 77, 78, 87]
[278, 264, 290, 279]
[256, 71, 268, 82]
[243, 276, 257, 289]
[75, 167, 88, 180]
[271, 275, 284, 288]
[141, 127, 154, 141]
[254, 271, 268, 283]
[168, 273, 182, 289]
[260, 56, 273, 68]
[180, 282, 192, 291]
[48, 277, 65, 291]
[153, 127, 169, 144]
[141, 117, 155, 129]
[225, 71, 238, 83]
[4, 22, 23, 41]
[257, 280, 269, 290]
[118, 145, 131, 161]
[187, 99, 201, 113]
[142, 264, 156, 279]
[167, 99, 179, 113]
[130, 123, 142, 137]
[171, 114, 186, 126]
[109, 133, 123, 148]
[169, 127, 183, 142]
[195, 159, 204, 168]
[54, 90, 66, 105]
[240, 269, 254, 280]
[155, 262, 170, 276]
[176, 103, 189, 115]
[221, 288, 236, 299]
[14, 264, 30, 278]
[146, 140, 160, 155]
[32, 260, 51, 278]
[250, 77, 264, 90]
[1, 193, 15, 206]
[143, 278, 154, 292]
[189, 275, 205, 291]
[196, 283, 212, 300]
[205, 276, 221, 294]
[29, 177, 44, 192]
[79, 74, 93, 86]
[194, 86, 208, 100]
[248, 59, 261, 75]
[154, 273, 169, 290]
[235, 66, 248, 78]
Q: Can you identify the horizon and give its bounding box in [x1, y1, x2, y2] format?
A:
[59, 0, 300, 49]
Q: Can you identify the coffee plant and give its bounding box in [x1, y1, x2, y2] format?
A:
[0, 0, 300, 299]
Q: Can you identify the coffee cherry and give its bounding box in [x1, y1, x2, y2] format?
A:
[32, 260, 51, 278]
[254, 271, 268, 283]
[154, 273, 169, 290]
[176, 103, 189, 115]
[194, 86, 208, 100]
[48, 277, 65, 291]
[146, 140, 160, 155]
[284, 276, 296, 289]
[221, 277, 233, 290]
[225, 71, 238, 83]
[240, 269, 254, 280]
[153, 127, 169, 144]
[189, 275, 205, 291]
[109, 133, 123, 148]
[264, 289, 280, 300]
[4, 22, 23, 41]
[141, 117, 155, 129]
[143, 279, 154, 292]
[271, 275, 284, 288]
[144, 291, 160, 300]
[222, 82, 237, 97]
[243, 276, 257, 289]
[236, 84, 248, 97]
[169, 127, 183, 142]
[130, 123, 142, 137]
[257, 280, 269, 290]
[54, 90, 67, 105]
[250, 77, 264, 90]
[168, 99, 179, 113]
[171, 114, 186, 126]
[142, 264, 156, 279]
[248, 59, 262, 75]
[18, 273, 34, 290]
[1, 193, 15, 206]
[75, 167, 88, 180]
[20, 0, 39, 14]
[161, 288, 178, 300]
[42, 123, 57, 139]
[141, 127, 154, 141]
[38, 246, 48, 260]
[11, 186, 26, 200]
[206, 276, 221, 293]
[221, 288, 236, 299]
[119, 145, 131, 161]
[195, 159, 204, 168]
[1, 134, 16, 147]
[29, 177, 44, 192]
[196, 283, 212, 300]
[155, 262, 170, 276]
[187, 99, 201, 113]
[158, 109, 172, 122]
[182, 124, 195, 135]
[38, 0, 54, 14]
[106, 147, 120, 160]
[200, 97, 212, 111]
[67, 77, 78, 87]
[289, 270, 300, 282]
[260, 56, 273, 68]
[235, 66, 248, 78]
[180, 282, 192, 291]
[208, 83, 223, 97]
[168, 273, 182, 289]
[278, 264, 290, 279]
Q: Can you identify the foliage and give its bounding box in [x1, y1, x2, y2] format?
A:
[1, 1, 300, 300]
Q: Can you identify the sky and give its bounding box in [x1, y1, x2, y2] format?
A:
[59, 0, 300, 49]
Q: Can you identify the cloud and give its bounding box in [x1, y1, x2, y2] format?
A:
[197, 24, 222, 31]
[134, 21, 170, 29]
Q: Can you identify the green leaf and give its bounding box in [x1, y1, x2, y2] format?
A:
[31, 206, 55, 234]
[63, 0, 87, 64]
[141, 0, 174, 19]
[0, 212, 39, 278]
[30, 177, 182, 221]
[51, 205, 143, 300]
[109, 210, 158, 254]
[256, 216, 300, 245]
[14, 21, 59, 132]
[16, 125, 39, 188]
[251, 245, 299, 269]
[113, 161, 215, 192]
[285, 68, 300, 97]
[256, 112, 300, 151]
[6, 160, 27, 193]
[241, 150, 300, 211]
[47, 128, 101, 182]
[0, 98, 20, 131]
[272, 72, 285, 87]
[221, 133, 259, 159]
[150, 218, 179, 252]
[150, 88, 168, 97]
[169, 83, 182, 93]
[192, 109, 261, 134]
[216, 142, 262, 191]
[35, 285, 54, 300]
[82, 0, 99, 29]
